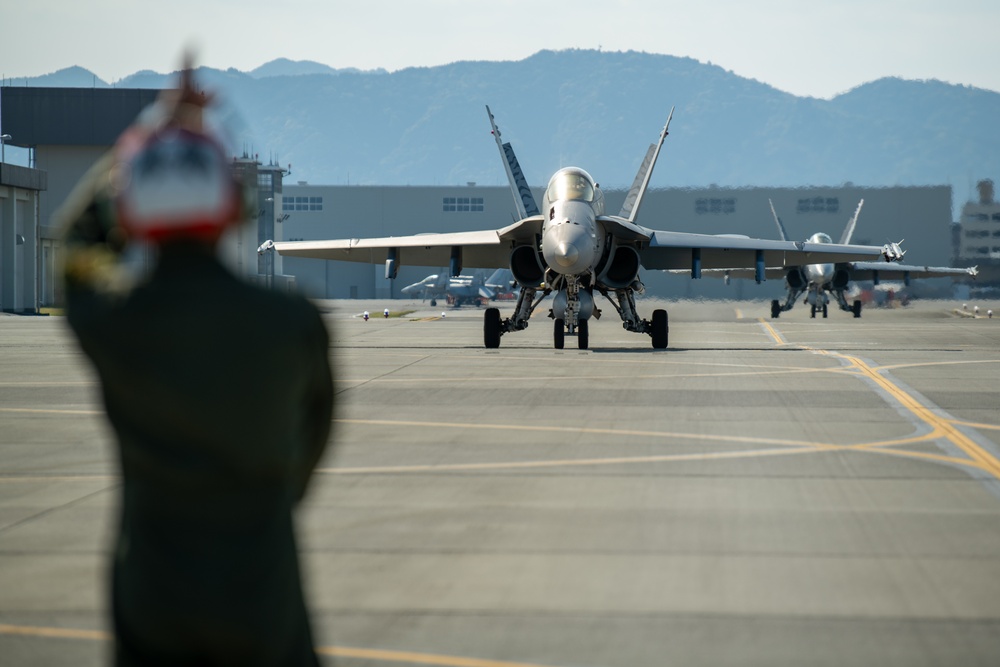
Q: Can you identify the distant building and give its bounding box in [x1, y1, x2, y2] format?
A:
[0, 162, 47, 312]
[0, 87, 290, 306]
[955, 179, 1000, 285]
[280, 182, 957, 300]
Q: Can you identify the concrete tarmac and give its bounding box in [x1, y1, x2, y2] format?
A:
[2, 297, 1000, 666]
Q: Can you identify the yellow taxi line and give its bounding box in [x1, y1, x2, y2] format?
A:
[0, 624, 555, 667]
[758, 318, 1000, 481]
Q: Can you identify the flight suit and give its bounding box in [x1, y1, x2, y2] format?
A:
[59, 162, 334, 666]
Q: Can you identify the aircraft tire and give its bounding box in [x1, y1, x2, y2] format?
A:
[554, 319, 565, 349]
[770, 299, 781, 319]
[853, 300, 862, 318]
[651, 309, 669, 349]
[822, 304, 828, 318]
[578, 319, 589, 350]
[484, 308, 501, 348]
[430, 299, 437, 307]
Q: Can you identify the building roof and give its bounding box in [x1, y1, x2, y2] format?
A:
[1, 87, 160, 147]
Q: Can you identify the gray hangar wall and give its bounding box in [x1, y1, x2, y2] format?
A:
[279, 183, 953, 301]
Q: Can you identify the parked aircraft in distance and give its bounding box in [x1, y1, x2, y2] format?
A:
[269, 107, 904, 349]
[758, 199, 976, 318]
[484, 268, 518, 300]
[401, 270, 496, 307]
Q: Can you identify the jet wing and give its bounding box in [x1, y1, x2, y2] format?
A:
[671, 261, 975, 284]
[597, 216, 652, 242]
[638, 230, 893, 271]
[666, 267, 788, 280]
[844, 262, 978, 282]
[272, 217, 544, 269]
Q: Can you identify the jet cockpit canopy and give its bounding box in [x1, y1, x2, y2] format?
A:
[545, 167, 596, 203]
[809, 232, 833, 244]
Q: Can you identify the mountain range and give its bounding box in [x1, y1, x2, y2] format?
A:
[5, 49, 999, 216]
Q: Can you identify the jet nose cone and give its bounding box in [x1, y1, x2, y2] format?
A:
[555, 242, 579, 268]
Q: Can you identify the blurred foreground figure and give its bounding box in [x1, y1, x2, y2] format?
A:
[57, 63, 333, 666]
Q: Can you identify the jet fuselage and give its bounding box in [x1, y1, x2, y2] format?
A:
[540, 168, 606, 278]
[803, 232, 836, 287]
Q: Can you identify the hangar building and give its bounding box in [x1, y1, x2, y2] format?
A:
[278, 182, 956, 301]
[0, 86, 290, 310]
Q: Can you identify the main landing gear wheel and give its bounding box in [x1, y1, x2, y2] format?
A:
[651, 309, 669, 349]
[430, 298, 437, 307]
[577, 319, 589, 350]
[822, 304, 828, 318]
[554, 319, 565, 349]
[770, 299, 781, 319]
[484, 307, 501, 348]
[852, 300, 862, 318]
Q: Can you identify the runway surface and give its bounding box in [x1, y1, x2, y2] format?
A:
[2, 297, 1000, 666]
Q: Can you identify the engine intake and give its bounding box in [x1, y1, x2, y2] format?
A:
[786, 267, 806, 290]
[597, 245, 640, 289]
[832, 268, 850, 290]
[509, 245, 545, 286]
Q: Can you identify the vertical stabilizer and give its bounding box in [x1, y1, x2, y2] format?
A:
[768, 199, 791, 242]
[838, 199, 864, 245]
[618, 107, 673, 222]
[486, 106, 539, 219]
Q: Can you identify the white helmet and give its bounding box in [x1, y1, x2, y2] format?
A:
[113, 125, 242, 243]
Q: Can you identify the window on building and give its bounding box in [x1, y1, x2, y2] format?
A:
[797, 197, 839, 214]
[443, 197, 484, 212]
[695, 198, 736, 215]
[283, 196, 322, 212]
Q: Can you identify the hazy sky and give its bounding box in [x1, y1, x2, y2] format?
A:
[3, 0, 998, 99]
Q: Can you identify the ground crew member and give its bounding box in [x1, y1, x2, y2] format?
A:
[57, 64, 333, 666]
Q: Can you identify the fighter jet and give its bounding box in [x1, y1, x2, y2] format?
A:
[270, 107, 904, 349]
[761, 199, 977, 318]
[484, 268, 518, 300]
[400, 270, 495, 307]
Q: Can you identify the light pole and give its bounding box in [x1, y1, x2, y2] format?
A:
[256, 240, 275, 290]
[264, 198, 274, 288]
[0, 134, 11, 164]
